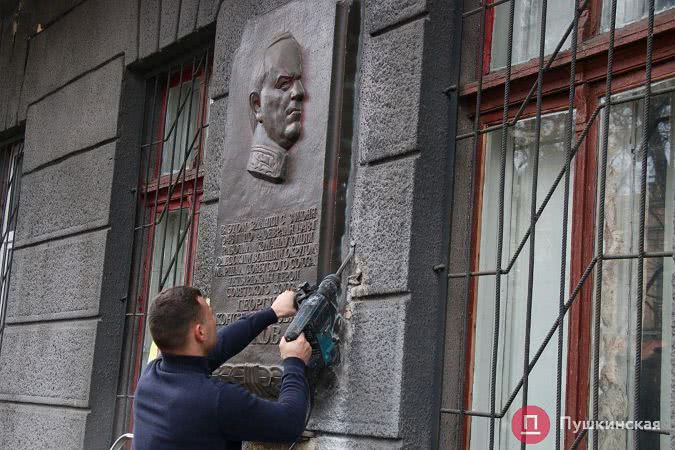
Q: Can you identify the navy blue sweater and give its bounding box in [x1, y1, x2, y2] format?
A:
[132, 308, 309, 450]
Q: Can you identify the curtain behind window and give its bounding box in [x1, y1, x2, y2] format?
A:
[601, 0, 675, 31]
[470, 112, 574, 449]
[491, 0, 574, 70]
[596, 78, 674, 450]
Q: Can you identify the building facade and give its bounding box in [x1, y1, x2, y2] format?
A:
[0, 1, 672, 449]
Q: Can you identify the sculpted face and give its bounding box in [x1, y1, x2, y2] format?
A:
[251, 36, 305, 149]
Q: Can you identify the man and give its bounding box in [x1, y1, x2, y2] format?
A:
[247, 32, 305, 183]
[132, 286, 311, 449]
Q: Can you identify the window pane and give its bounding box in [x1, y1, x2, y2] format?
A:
[594, 257, 672, 449]
[491, 0, 574, 70]
[596, 79, 674, 449]
[601, 79, 675, 255]
[601, 0, 675, 31]
[161, 78, 203, 176]
[141, 208, 189, 367]
[470, 112, 574, 449]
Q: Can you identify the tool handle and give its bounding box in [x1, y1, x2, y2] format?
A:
[294, 282, 315, 307]
[285, 310, 309, 341]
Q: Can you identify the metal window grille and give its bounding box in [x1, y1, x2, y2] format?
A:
[0, 138, 23, 352]
[113, 48, 212, 438]
[441, 0, 675, 449]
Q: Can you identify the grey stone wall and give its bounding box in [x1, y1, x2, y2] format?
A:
[196, 0, 456, 448]
[6, 230, 108, 322]
[0, 22, 127, 441]
[0, 0, 220, 449]
[0, 402, 88, 449]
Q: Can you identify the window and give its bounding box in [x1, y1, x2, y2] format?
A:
[442, 0, 675, 448]
[160, 74, 204, 176]
[596, 78, 674, 449]
[0, 138, 22, 350]
[134, 63, 208, 369]
[470, 112, 574, 449]
[488, 0, 675, 72]
[490, 0, 574, 70]
[114, 49, 211, 437]
[601, 0, 675, 31]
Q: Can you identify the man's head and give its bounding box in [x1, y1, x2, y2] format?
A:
[148, 286, 217, 356]
[249, 32, 305, 150]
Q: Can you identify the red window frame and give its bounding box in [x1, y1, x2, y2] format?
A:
[150, 65, 208, 184]
[460, 1, 675, 449]
[480, 0, 675, 76]
[125, 60, 210, 434]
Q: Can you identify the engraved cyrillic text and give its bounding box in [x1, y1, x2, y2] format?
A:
[214, 208, 319, 346]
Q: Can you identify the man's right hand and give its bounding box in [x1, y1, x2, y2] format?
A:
[279, 334, 311, 365]
[271, 290, 297, 319]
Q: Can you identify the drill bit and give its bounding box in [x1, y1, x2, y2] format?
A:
[335, 243, 355, 277]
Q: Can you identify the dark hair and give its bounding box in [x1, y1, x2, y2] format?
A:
[148, 286, 203, 352]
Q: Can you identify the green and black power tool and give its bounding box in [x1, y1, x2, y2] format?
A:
[284, 245, 354, 374]
[284, 247, 354, 449]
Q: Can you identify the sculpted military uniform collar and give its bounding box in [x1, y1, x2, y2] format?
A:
[247, 140, 287, 183]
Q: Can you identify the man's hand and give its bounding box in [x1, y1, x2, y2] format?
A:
[271, 290, 297, 319]
[279, 334, 312, 365]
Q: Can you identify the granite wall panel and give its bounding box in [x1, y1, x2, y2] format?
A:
[23, 57, 122, 172]
[0, 402, 88, 450]
[6, 229, 108, 323]
[0, 320, 98, 407]
[15, 142, 115, 246]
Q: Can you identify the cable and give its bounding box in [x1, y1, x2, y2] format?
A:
[288, 377, 313, 450]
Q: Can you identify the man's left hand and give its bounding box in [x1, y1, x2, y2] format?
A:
[271, 290, 297, 319]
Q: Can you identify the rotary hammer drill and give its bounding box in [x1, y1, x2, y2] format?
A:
[284, 245, 354, 374]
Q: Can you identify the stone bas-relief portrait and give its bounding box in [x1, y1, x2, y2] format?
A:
[212, 0, 341, 398]
[247, 32, 305, 183]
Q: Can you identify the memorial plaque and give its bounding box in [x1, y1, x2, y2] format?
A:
[211, 0, 355, 397]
